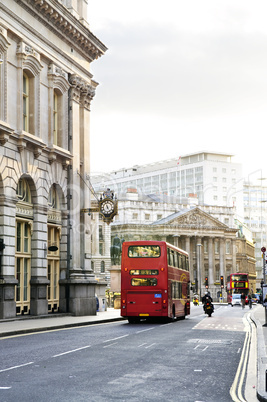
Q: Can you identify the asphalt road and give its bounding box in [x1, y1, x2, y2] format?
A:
[0, 304, 251, 402]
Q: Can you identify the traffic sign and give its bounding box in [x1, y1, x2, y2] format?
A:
[262, 247, 266, 253]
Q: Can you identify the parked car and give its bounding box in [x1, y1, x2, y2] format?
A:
[230, 294, 242, 306]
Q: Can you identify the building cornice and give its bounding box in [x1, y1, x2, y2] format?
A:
[9, 0, 107, 62]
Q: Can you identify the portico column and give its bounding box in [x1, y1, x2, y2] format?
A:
[185, 236, 190, 255]
[208, 237, 215, 285]
[173, 235, 179, 248]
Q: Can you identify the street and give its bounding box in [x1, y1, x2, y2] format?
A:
[0, 305, 253, 402]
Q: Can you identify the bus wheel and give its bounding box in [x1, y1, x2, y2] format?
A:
[128, 317, 139, 324]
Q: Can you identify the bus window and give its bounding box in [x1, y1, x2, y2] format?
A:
[131, 278, 157, 286]
[130, 269, 159, 275]
[168, 249, 175, 266]
[128, 245, 160, 258]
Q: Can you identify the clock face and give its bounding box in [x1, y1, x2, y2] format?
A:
[100, 200, 114, 214]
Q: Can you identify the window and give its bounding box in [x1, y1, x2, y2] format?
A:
[23, 72, 29, 132]
[17, 178, 31, 203]
[22, 69, 36, 135]
[130, 269, 159, 275]
[131, 278, 157, 286]
[171, 281, 183, 299]
[101, 261, 105, 273]
[226, 241, 231, 254]
[53, 91, 58, 145]
[48, 185, 59, 209]
[15, 220, 31, 315]
[128, 245, 160, 258]
[47, 225, 60, 313]
[215, 266, 220, 281]
[168, 249, 175, 266]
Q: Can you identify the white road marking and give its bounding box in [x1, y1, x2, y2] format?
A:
[53, 345, 91, 357]
[103, 334, 129, 343]
[145, 343, 156, 349]
[136, 327, 155, 334]
[103, 342, 118, 348]
[0, 362, 34, 373]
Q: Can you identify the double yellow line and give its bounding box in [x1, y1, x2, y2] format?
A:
[230, 313, 252, 402]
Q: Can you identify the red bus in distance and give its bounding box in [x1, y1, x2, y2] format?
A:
[121, 241, 190, 323]
[226, 273, 249, 304]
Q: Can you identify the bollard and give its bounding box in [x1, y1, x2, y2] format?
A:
[266, 369, 267, 392]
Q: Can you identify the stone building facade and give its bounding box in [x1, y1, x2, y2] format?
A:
[0, 0, 107, 318]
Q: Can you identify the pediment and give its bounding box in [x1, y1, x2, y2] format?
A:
[168, 208, 229, 229]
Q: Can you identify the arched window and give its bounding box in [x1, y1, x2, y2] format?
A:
[17, 178, 31, 203]
[101, 261, 105, 273]
[53, 90, 58, 145]
[48, 184, 59, 209]
[23, 72, 29, 132]
[15, 178, 33, 315]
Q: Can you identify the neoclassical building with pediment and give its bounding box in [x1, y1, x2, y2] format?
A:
[111, 199, 256, 300]
[0, 0, 107, 318]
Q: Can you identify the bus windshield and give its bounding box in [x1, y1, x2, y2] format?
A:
[231, 274, 247, 282]
[128, 245, 161, 258]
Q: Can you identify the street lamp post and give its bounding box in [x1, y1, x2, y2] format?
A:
[197, 243, 203, 299]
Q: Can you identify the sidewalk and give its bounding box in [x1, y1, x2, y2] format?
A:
[0, 308, 125, 338]
[251, 304, 267, 401]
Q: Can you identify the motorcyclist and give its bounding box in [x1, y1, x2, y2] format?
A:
[202, 291, 213, 304]
[202, 291, 213, 312]
[193, 294, 199, 305]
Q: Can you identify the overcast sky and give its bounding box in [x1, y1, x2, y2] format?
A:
[88, 1, 267, 181]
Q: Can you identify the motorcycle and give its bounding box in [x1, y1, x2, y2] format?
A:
[204, 301, 214, 317]
[193, 296, 199, 306]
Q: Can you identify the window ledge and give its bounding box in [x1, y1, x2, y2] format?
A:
[0, 121, 14, 145]
[46, 145, 72, 168]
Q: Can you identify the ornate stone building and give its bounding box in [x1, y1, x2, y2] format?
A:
[111, 206, 256, 300]
[0, 0, 107, 318]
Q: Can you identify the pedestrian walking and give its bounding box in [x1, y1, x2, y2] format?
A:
[241, 293, 246, 309]
[248, 293, 252, 309]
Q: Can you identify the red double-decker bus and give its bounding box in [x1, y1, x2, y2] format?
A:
[121, 241, 190, 323]
[226, 273, 249, 304]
